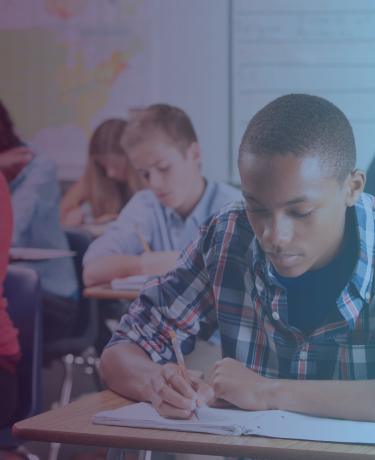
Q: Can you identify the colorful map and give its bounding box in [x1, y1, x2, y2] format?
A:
[0, 0, 158, 179]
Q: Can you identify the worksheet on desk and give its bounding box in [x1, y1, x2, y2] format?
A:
[230, 0, 375, 184]
[92, 402, 375, 443]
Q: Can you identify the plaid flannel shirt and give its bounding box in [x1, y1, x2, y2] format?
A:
[108, 193, 375, 381]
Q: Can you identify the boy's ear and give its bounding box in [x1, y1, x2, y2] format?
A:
[186, 142, 201, 163]
[344, 169, 366, 207]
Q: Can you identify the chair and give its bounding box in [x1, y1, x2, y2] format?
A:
[44, 227, 100, 460]
[0, 265, 42, 451]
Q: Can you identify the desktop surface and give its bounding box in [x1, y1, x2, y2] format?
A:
[12, 390, 375, 460]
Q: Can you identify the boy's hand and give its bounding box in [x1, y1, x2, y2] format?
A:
[62, 208, 85, 226]
[205, 358, 274, 411]
[141, 251, 180, 276]
[147, 362, 214, 419]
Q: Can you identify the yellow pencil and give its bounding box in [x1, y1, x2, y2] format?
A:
[135, 224, 151, 252]
[170, 331, 200, 420]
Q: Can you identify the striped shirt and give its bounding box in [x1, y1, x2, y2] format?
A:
[108, 193, 375, 382]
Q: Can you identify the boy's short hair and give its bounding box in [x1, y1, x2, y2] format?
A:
[239, 94, 356, 186]
[121, 104, 198, 156]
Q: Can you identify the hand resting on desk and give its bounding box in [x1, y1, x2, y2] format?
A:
[141, 251, 180, 276]
[83, 251, 181, 287]
[205, 357, 273, 410]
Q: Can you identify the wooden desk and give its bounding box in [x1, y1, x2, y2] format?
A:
[83, 284, 139, 301]
[9, 247, 76, 263]
[12, 390, 375, 460]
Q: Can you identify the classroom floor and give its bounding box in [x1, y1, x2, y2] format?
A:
[21, 339, 224, 460]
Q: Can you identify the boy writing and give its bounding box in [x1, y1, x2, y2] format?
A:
[83, 104, 241, 287]
[100, 94, 375, 423]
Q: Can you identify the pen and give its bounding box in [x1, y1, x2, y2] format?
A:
[135, 224, 151, 253]
[170, 331, 200, 420]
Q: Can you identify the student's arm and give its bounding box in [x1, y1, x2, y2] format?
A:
[205, 357, 375, 422]
[99, 222, 219, 418]
[100, 343, 214, 419]
[83, 250, 181, 287]
[60, 177, 87, 226]
[83, 254, 142, 286]
[82, 192, 181, 286]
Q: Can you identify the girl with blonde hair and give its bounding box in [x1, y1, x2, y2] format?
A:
[61, 119, 144, 226]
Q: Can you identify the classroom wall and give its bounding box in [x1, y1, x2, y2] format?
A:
[2, 1, 374, 184]
[0, 0, 230, 183]
[155, 0, 230, 183]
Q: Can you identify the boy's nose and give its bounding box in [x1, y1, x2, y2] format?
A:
[149, 171, 164, 190]
[262, 216, 293, 246]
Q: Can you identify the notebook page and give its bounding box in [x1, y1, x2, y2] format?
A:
[111, 275, 148, 290]
[92, 402, 268, 436]
[247, 410, 375, 444]
[92, 403, 375, 443]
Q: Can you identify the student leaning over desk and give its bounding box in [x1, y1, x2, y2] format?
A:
[60, 119, 144, 227]
[0, 100, 79, 344]
[99, 94, 375, 430]
[82, 104, 241, 286]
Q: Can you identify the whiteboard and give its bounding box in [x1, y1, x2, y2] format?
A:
[230, 0, 375, 184]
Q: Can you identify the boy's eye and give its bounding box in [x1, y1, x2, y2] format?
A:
[246, 206, 314, 219]
[292, 211, 313, 219]
[95, 162, 106, 174]
[158, 165, 170, 172]
[246, 206, 264, 213]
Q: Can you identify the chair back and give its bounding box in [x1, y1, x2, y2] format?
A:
[0, 265, 42, 447]
[43, 227, 98, 355]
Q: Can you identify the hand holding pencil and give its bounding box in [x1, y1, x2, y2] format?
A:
[145, 339, 214, 420]
[136, 224, 180, 276]
[170, 331, 200, 420]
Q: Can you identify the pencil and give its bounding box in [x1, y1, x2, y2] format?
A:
[135, 224, 151, 252]
[170, 331, 200, 420]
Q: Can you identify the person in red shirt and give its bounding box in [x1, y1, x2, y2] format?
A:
[0, 170, 21, 428]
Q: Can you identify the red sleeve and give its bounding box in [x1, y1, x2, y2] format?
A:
[0, 171, 20, 358]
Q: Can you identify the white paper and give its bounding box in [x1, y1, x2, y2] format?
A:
[246, 410, 375, 444]
[111, 275, 148, 291]
[92, 402, 267, 436]
[92, 402, 375, 443]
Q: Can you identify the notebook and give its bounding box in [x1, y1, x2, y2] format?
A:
[92, 402, 375, 444]
[111, 274, 148, 290]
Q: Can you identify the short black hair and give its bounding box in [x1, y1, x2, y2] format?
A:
[238, 94, 356, 186]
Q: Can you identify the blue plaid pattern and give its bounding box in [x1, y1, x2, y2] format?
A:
[108, 193, 375, 381]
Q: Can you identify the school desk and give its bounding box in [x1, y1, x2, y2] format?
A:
[83, 284, 139, 301]
[9, 247, 76, 263]
[12, 390, 375, 460]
